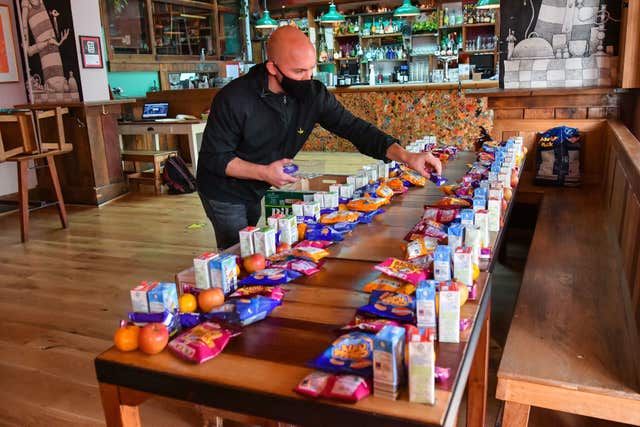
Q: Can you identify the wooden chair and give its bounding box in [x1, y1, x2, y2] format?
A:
[0, 108, 71, 242]
[121, 149, 177, 195]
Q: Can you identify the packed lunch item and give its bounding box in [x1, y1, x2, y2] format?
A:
[405, 236, 438, 260]
[408, 328, 436, 404]
[416, 280, 437, 330]
[422, 207, 459, 224]
[308, 332, 375, 377]
[168, 321, 233, 364]
[374, 258, 428, 285]
[294, 371, 371, 402]
[431, 197, 471, 208]
[128, 310, 180, 337]
[193, 252, 219, 290]
[204, 295, 281, 326]
[363, 274, 416, 294]
[433, 245, 452, 282]
[438, 282, 460, 343]
[239, 226, 259, 257]
[239, 268, 302, 286]
[429, 173, 447, 186]
[229, 285, 285, 301]
[304, 223, 344, 242]
[291, 245, 330, 262]
[358, 291, 416, 323]
[340, 314, 401, 334]
[271, 259, 323, 276]
[347, 197, 389, 212]
[404, 220, 448, 242]
[320, 210, 360, 224]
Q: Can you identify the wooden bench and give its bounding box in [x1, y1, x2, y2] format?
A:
[121, 150, 177, 195]
[492, 119, 640, 425]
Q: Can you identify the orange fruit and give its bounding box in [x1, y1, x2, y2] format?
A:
[178, 293, 197, 313]
[235, 264, 241, 276]
[472, 263, 480, 280]
[198, 288, 225, 313]
[297, 223, 307, 240]
[114, 324, 140, 352]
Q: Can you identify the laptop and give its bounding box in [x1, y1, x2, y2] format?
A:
[141, 102, 169, 120]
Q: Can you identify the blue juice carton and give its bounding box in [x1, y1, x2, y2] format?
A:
[211, 253, 238, 295]
[148, 282, 179, 313]
[373, 325, 406, 391]
[460, 209, 475, 227]
[473, 196, 486, 212]
[416, 280, 437, 330]
[433, 245, 452, 281]
[474, 187, 488, 199]
[448, 223, 464, 251]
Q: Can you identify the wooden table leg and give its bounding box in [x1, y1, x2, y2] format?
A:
[99, 383, 143, 427]
[466, 300, 490, 427]
[47, 155, 68, 228]
[187, 129, 200, 171]
[17, 159, 29, 242]
[502, 401, 530, 427]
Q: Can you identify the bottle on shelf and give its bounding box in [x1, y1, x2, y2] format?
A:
[371, 19, 377, 34]
[443, 8, 449, 26]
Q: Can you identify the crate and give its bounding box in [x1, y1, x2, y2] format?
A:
[264, 174, 348, 217]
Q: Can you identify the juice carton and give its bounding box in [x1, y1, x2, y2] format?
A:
[339, 184, 355, 199]
[323, 192, 339, 209]
[194, 251, 218, 289]
[472, 196, 486, 212]
[130, 281, 158, 313]
[374, 325, 406, 388]
[313, 192, 325, 209]
[210, 253, 238, 295]
[489, 182, 504, 200]
[500, 166, 512, 188]
[355, 175, 368, 189]
[488, 171, 499, 183]
[438, 282, 460, 343]
[291, 201, 305, 218]
[460, 209, 475, 227]
[465, 226, 482, 265]
[474, 209, 490, 247]
[365, 164, 379, 182]
[267, 214, 284, 230]
[254, 227, 277, 257]
[408, 328, 435, 404]
[433, 245, 452, 282]
[488, 197, 502, 232]
[453, 247, 473, 287]
[416, 280, 437, 330]
[278, 215, 298, 245]
[474, 187, 488, 199]
[239, 226, 259, 258]
[378, 161, 390, 179]
[329, 184, 341, 195]
[303, 201, 321, 221]
[148, 282, 179, 313]
[447, 223, 464, 251]
[347, 175, 357, 186]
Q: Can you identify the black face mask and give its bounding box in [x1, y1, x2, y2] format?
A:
[273, 63, 312, 100]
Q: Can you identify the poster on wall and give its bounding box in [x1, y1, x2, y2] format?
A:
[500, 0, 621, 89]
[15, 0, 82, 102]
[0, 5, 19, 83]
[79, 35, 103, 68]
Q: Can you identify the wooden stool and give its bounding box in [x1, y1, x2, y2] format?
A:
[122, 150, 177, 195]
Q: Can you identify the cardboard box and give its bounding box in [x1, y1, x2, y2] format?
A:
[264, 175, 347, 217]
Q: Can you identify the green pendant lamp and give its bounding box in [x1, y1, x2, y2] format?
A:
[475, 0, 500, 9]
[256, 9, 278, 29]
[393, 0, 420, 17]
[321, 1, 345, 24]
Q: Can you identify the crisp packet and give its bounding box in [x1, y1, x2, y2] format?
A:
[331, 222, 358, 234]
[422, 207, 459, 224]
[375, 185, 394, 199]
[340, 314, 401, 334]
[167, 321, 232, 364]
[291, 246, 330, 262]
[429, 172, 447, 186]
[385, 177, 408, 194]
[178, 312, 201, 329]
[308, 332, 375, 377]
[128, 310, 181, 337]
[320, 210, 361, 224]
[204, 295, 281, 326]
[431, 197, 472, 208]
[439, 184, 459, 195]
[295, 240, 333, 249]
[347, 197, 388, 212]
[305, 224, 344, 241]
[358, 290, 416, 323]
[404, 220, 448, 242]
[362, 274, 416, 294]
[357, 209, 384, 224]
[229, 285, 285, 301]
[374, 258, 427, 285]
[272, 259, 323, 276]
[294, 372, 371, 403]
[405, 236, 438, 260]
[400, 170, 427, 187]
[239, 268, 302, 286]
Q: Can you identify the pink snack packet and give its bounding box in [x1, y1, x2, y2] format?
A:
[168, 321, 232, 364]
[295, 240, 333, 249]
[272, 259, 323, 276]
[295, 371, 333, 398]
[374, 257, 428, 285]
[294, 371, 371, 403]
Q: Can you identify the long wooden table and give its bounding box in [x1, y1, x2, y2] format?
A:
[95, 152, 518, 427]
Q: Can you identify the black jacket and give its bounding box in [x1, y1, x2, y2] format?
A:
[196, 62, 399, 202]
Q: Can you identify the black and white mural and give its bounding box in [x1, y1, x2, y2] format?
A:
[500, 0, 621, 89]
[15, 0, 82, 103]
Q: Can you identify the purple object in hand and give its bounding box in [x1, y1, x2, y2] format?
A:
[283, 163, 299, 175]
[429, 172, 447, 186]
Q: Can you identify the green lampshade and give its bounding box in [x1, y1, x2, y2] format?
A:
[393, 0, 420, 17]
[475, 0, 500, 9]
[256, 10, 278, 29]
[321, 2, 345, 24]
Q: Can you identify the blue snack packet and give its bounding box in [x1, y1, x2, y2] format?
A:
[283, 163, 299, 175]
[358, 208, 384, 224]
[128, 310, 181, 337]
[308, 332, 375, 377]
[178, 312, 202, 329]
[358, 290, 416, 323]
[429, 172, 447, 186]
[305, 223, 344, 241]
[332, 221, 357, 233]
[204, 296, 281, 326]
[239, 268, 303, 286]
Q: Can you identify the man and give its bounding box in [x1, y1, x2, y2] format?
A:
[197, 25, 441, 249]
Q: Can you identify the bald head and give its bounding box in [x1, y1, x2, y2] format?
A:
[267, 25, 316, 77]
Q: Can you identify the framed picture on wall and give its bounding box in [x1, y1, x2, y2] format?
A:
[79, 35, 103, 69]
[0, 5, 19, 83]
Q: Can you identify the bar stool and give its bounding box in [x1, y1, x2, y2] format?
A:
[0, 107, 71, 242]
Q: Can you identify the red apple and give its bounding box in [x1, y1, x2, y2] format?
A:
[138, 323, 169, 355]
[510, 169, 519, 187]
[243, 253, 266, 273]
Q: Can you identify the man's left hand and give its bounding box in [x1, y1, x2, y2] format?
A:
[403, 151, 442, 177]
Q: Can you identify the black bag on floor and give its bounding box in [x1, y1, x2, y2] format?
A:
[534, 126, 581, 187]
[162, 155, 197, 194]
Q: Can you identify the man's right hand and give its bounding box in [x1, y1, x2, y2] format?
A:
[259, 158, 299, 188]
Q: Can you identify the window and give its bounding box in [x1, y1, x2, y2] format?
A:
[153, 1, 215, 56]
[106, 0, 151, 54]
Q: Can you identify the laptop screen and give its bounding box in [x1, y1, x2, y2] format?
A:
[142, 102, 169, 119]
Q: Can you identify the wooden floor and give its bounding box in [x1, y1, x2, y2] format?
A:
[0, 152, 629, 427]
